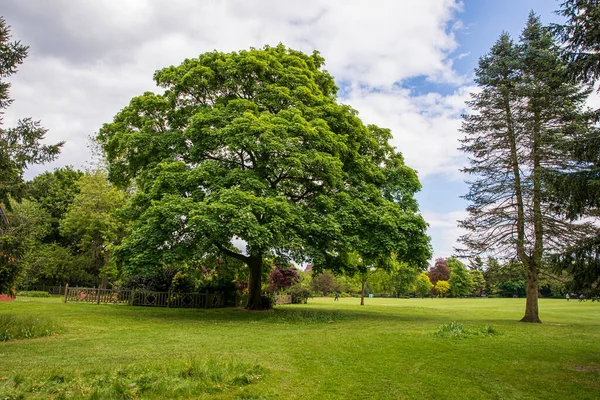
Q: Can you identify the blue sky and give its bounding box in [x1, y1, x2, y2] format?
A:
[3, 0, 571, 266]
[412, 0, 564, 262]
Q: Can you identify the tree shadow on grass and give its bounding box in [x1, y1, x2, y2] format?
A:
[64, 302, 449, 326]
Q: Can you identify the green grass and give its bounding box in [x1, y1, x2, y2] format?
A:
[0, 297, 598, 399]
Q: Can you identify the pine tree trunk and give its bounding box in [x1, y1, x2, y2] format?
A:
[521, 112, 543, 323]
[246, 255, 263, 310]
[521, 265, 541, 323]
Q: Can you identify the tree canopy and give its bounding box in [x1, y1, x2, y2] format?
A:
[97, 45, 431, 309]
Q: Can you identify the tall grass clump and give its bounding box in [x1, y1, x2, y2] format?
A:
[0, 314, 64, 341]
[434, 321, 499, 339]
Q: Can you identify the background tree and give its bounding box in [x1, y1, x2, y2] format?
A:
[428, 258, 450, 287]
[0, 199, 50, 293]
[413, 272, 433, 297]
[97, 45, 430, 309]
[60, 172, 127, 285]
[434, 280, 450, 298]
[310, 270, 340, 297]
[469, 269, 486, 296]
[267, 266, 300, 293]
[458, 14, 595, 322]
[447, 257, 473, 297]
[468, 256, 485, 271]
[24, 167, 83, 244]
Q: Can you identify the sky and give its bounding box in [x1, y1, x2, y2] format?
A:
[2, 0, 566, 266]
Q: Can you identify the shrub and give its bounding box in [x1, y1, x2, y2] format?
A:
[261, 294, 275, 310]
[17, 290, 51, 298]
[198, 279, 238, 306]
[171, 271, 196, 293]
[288, 284, 311, 304]
[434, 321, 499, 339]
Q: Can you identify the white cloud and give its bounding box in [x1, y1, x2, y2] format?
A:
[2, 0, 467, 179]
[2, 0, 471, 263]
[344, 85, 475, 179]
[421, 209, 468, 262]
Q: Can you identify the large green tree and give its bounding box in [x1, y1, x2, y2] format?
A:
[459, 14, 596, 322]
[97, 45, 430, 309]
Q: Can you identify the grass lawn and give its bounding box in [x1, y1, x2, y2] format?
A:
[0, 296, 599, 399]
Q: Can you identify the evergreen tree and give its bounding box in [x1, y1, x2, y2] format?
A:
[459, 13, 596, 322]
[0, 17, 63, 294]
[553, 0, 600, 86]
[549, 1, 600, 296]
[0, 17, 63, 212]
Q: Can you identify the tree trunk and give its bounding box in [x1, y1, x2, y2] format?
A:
[360, 281, 365, 306]
[246, 255, 263, 310]
[521, 111, 543, 324]
[521, 264, 541, 323]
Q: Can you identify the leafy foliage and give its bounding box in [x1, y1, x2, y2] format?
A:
[496, 280, 527, 298]
[97, 45, 430, 309]
[434, 280, 450, 297]
[24, 167, 83, 244]
[428, 258, 450, 286]
[434, 321, 499, 339]
[447, 257, 473, 297]
[0, 199, 50, 293]
[0, 17, 63, 293]
[553, 0, 600, 85]
[413, 272, 433, 297]
[469, 269, 486, 296]
[267, 266, 300, 293]
[60, 172, 128, 281]
[310, 270, 340, 296]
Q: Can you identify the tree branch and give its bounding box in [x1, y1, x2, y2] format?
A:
[213, 242, 249, 263]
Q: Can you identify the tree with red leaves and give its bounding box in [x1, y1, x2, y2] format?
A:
[267, 267, 300, 293]
[428, 258, 450, 286]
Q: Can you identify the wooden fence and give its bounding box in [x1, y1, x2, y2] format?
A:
[63, 285, 225, 309]
[275, 294, 292, 305]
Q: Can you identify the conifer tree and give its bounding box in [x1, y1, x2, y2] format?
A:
[459, 13, 595, 322]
